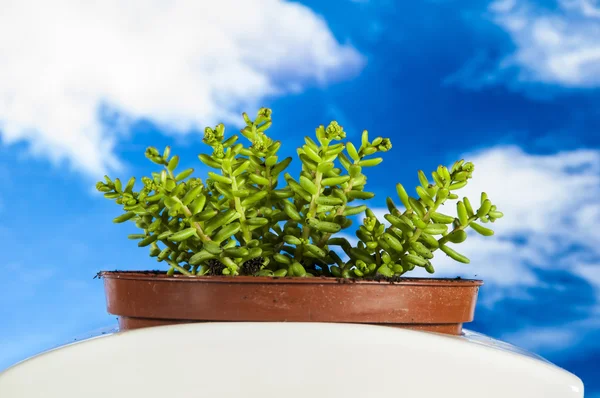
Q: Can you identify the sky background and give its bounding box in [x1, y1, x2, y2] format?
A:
[1, 0, 599, 395]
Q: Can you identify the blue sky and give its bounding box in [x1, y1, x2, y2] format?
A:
[1, 0, 599, 394]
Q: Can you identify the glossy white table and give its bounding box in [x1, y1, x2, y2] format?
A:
[0, 323, 584, 397]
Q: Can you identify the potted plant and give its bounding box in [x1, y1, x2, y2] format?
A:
[96, 108, 503, 334]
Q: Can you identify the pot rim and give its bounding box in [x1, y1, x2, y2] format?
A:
[98, 271, 483, 287]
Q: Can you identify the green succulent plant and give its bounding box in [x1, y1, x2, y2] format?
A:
[97, 108, 503, 278]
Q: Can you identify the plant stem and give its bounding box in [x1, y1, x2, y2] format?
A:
[165, 166, 240, 276]
[317, 158, 359, 247]
[437, 215, 478, 247]
[305, 172, 323, 222]
[407, 203, 439, 244]
[178, 200, 212, 241]
[295, 170, 323, 260]
[230, 173, 252, 243]
[221, 256, 239, 275]
[164, 168, 212, 242]
[166, 259, 192, 276]
[262, 164, 274, 237]
[160, 239, 179, 252]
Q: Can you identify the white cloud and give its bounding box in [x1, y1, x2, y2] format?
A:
[447, 0, 600, 91]
[0, 0, 364, 177]
[367, 146, 600, 306]
[502, 326, 579, 354]
[490, 0, 600, 88]
[500, 311, 600, 355]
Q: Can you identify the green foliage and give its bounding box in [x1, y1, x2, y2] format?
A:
[97, 108, 503, 278]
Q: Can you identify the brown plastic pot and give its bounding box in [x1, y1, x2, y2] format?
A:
[100, 271, 483, 335]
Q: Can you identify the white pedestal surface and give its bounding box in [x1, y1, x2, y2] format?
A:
[0, 323, 584, 397]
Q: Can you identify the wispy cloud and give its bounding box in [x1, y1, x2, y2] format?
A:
[500, 311, 600, 356]
[448, 0, 600, 92]
[0, 0, 364, 177]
